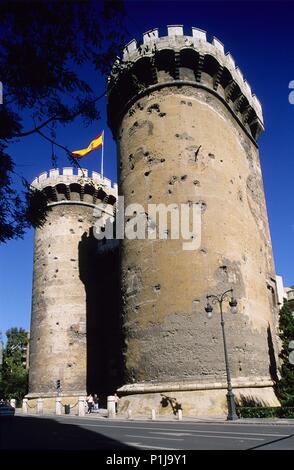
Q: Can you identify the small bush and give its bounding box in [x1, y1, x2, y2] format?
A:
[237, 407, 276, 418]
[277, 407, 294, 418]
[236, 406, 294, 418]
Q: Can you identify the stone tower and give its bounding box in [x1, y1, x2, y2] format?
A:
[27, 167, 117, 407]
[107, 26, 280, 416]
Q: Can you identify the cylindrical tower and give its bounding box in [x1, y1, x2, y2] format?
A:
[107, 26, 280, 416]
[27, 167, 117, 408]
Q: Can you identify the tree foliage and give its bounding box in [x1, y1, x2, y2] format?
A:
[0, 0, 126, 242]
[275, 300, 294, 406]
[0, 328, 29, 403]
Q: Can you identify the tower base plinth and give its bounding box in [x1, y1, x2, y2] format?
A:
[117, 380, 280, 418]
[25, 391, 86, 413]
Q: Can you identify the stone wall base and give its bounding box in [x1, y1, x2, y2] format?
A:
[25, 393, 86, 413]
[117, 385, 280, 418]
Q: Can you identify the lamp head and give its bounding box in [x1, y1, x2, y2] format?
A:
[229, 297, 238, 314]
[205, 302, 213, 319]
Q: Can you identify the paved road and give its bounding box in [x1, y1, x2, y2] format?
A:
[1, 415, 294, 450]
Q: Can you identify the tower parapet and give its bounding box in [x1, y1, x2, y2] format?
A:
[108, 25, 263, 141]
[31, 167, 117, 216]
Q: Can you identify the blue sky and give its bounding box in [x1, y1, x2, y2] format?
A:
[1, 0, 294, 338]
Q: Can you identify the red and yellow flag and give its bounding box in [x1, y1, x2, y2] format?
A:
[71, 131, 103, 158]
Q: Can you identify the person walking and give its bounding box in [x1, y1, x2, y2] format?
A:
[114, 393, 119, 414]
[93, 394, 99, 412]
[86, 394, 94, 414]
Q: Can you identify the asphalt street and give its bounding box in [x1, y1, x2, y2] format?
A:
[1, 415, 294, 450]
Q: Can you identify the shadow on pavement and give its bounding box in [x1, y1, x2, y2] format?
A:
[0, 416, 134, 451]
[248, 431, 294, 450]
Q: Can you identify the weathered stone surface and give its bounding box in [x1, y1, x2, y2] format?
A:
[108, 27, 280, 416]
[29, 204, 92, 396]
[28, 169, 119, 401]
[118, 386, 280, 418]
[28, 27, 280, 417]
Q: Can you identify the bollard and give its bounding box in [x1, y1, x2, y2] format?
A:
[55, 397, 62, 416]
[37, 398, 43, 415]
[107, 395, 116, 419]
[127, 409, 132, 420]
[22, 398, 28, 414]
[10, 399, 16, 409]
[78, 397, 85, 417]
[151, 409, 156, 420]
[178, 409, 183, 421]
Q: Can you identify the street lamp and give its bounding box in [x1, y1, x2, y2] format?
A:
[205, 288, 239, 421]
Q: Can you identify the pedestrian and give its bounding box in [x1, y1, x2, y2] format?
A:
[93, 394, 99, 412]
[86, 393, 94, 414]
[114, 393, 119, 414]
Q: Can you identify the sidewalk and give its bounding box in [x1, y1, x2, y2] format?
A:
[15, 409, 294, 425]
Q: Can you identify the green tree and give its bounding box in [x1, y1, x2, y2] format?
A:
[0, 332, 3, 388]
[275, 301, 294, 406]
[0, 0, 126, 242]
[0, 328, 29, 404]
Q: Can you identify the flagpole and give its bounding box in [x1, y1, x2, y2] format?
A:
[101, 130, 104, 179]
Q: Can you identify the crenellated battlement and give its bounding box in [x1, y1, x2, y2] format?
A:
[31, 167, 117, 207]
[107, 25, 264, 142]
[32, 167, 117, 190]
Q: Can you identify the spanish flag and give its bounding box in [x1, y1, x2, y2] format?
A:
[71, 131, 103, 158]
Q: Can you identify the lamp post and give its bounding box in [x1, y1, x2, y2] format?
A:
[205, 288, 239, 421]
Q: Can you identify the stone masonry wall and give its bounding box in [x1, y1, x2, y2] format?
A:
[117, 85, 278, 387]
[28, 168, 118, 399]
[29, 204, 94, 395]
